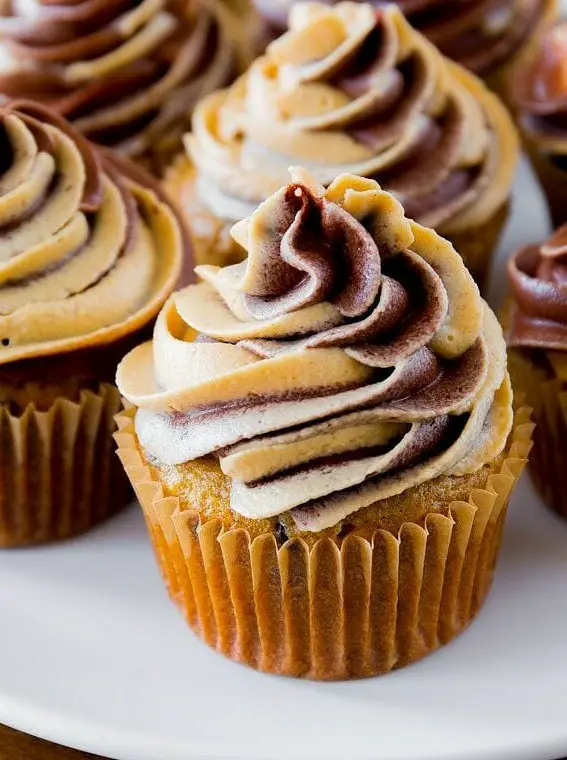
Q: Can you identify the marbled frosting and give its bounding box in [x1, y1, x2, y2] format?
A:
[189, 2, 517, 241]
[0, 100, 184, 365]
[117, 169, 512, 532]
[0, 0, 244, 161]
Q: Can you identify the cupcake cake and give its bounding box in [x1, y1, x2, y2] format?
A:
[507, 226, 567, 520]
[168, 2, 519, 286]
[0, 0, 248, 173]
[0, 100, 187, 547]
[513, 22, 567, 228]
[116, 168, 532, 680]
[253, 0, 556, 95]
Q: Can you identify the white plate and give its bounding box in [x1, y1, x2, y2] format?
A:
[1, 160, 567, 760]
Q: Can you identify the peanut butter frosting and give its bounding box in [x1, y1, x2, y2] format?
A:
[0, 0, 243, 160]
[0, 100, 184, 366]
[117, 169, 512, 533]
[188, 2, 517, 241]
[255, 0, 547, 76]
[508, 225, 567, 351]
[513, 22, 567, 158]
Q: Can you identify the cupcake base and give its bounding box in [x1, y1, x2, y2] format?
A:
[115, 405, 533, 680]
[509, 350, 567, 520]
[0, 384, 130, 547]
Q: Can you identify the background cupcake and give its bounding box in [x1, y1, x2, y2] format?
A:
[513, 22, 567, 228]
[507, 226, 567, 520]
[0, 0, 250, 173]
[253, 0, 556, 96]
[116, 168, 532, 680]
[0, 101, 187, 547]
[168, 2, 518, 287]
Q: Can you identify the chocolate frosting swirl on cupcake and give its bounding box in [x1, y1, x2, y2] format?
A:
[0, 0, 242, 159]
[117, 169, 512, 532]
[0, 101, 184, 365]
[508, 225, 567, 350]
[255, 0, 547, 76]
[189, 2, 516, 239]
[513, 22, 567, 158]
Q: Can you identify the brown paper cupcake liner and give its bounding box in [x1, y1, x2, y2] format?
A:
[509, 350, 567, 519]
[115, 405, 533, 680]
[0, 384, 131, 547]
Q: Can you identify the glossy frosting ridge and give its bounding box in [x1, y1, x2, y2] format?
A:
[254, 0, 546, 75]
[508, 224, 567, 351]
[117, 169, 512, 531]
[0, 0, 244, 158]
[189, 2, 517, 237]
[513, 22, 567, 156]
[0, 100, 184, 365]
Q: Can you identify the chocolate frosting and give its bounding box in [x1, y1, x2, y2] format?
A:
[513, 22, 567, 156]
[254, 0, 546, 76]
[508, 225, 567, 350]
[0, 0, 243, 159]
[0, 100, 185, 365]
[117, 169, 512, 531]
[189, 2, 517, 240]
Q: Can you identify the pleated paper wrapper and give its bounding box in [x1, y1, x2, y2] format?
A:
[509, 350, 567, 519]
[115, 406, 533, 680]
[0, 384, 131, 547]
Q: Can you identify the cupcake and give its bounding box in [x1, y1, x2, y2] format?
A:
[507, 226, 567, 520]
[168, 2, 519, 286]
[513, 22, 567, 228]
[253, 0, 556, 96]
[0, 0, 249, 173]
[0, 100, 187, 547]
[116, 168, 532, 680]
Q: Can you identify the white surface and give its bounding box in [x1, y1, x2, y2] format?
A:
[0, 160, 567, 760]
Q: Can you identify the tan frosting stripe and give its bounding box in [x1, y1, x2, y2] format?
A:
[0, 103, 184, 365]
[0, 0, 247, 158]
[188, 2, 518, 232]
[117, 168, 511, 527]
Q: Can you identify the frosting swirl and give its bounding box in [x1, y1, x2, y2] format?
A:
[117, 169, 512, 533]
[0, 100, 185, 365]
[189, 2, 516, 238]
[254, 0, 547, 76]
[0, 0, 243, 160]
[508, 225, 567, 351]
[513, 22, 567, 159]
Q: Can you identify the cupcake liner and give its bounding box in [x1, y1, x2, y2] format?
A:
[0, 384, 131, 547]
[115, 405, 533, 680]
[509, 350, 567, 519]
[444, 202, 509, 292]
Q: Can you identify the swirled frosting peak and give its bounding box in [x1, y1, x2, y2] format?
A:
[0, 100, 185, 366]
[508, 225, 567, 350]
[117, 169, 512, 532]
[513, 23, 567, 156]
[0, 0, 244, 160]
[190, 2, 517, 238]
[255, 0, 549, 76]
